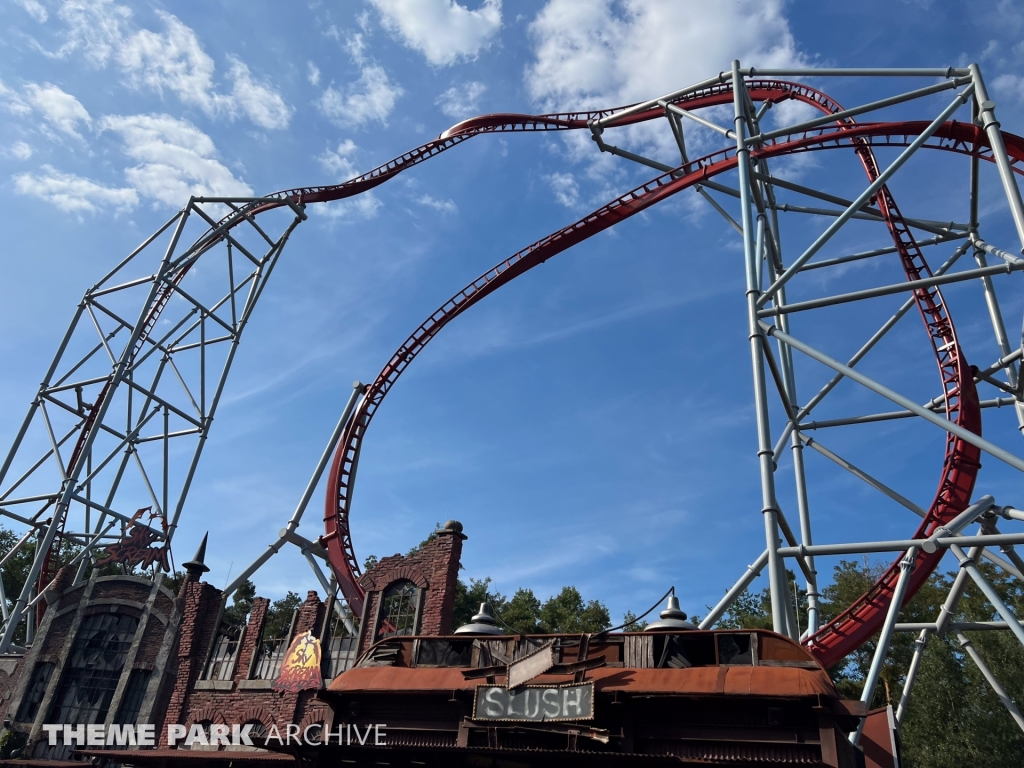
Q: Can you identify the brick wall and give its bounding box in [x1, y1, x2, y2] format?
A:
[160, 524, 466, 744]
[160, 574, 224, 743]
[357, 525, 465, 652]
[162, 589, 332, 743]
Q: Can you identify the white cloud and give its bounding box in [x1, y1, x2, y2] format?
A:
[101, 113, 252, 206]
[11, 141, 33, 159]
[53, 0, 131, 65]
[526, 0, 803, 109]
[226, 57, 293, 130]
[307, 61, 321, 86]
[546, 172, 579, 208]
[116, 11, 226, 114]
[45, 2, 291, 129]
[24, 82, 91, 139]
[523, 0, 804, 208]
[416, 194, 457, 214]
[993, 73, 1024, 102]
[318, 65, 403, 127]
[14, 164, 138, 213]
[435, 81, 486, 118]
[0, 79, 32, 116]
[371, 0, 502, 67]
[318, 139, 361, 180]
[344, 32, 368, 63]
[17, 0, 48, 22]
[316, 193, 383, 220]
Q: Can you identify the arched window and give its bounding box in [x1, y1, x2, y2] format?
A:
[189, 720, 217, 752]
[303, 722, 323, 744]
[375, 580, 419, 640]
[46, 612, 138, 725]
[32, 612, 138, 759]
[245, 720, 268, 743]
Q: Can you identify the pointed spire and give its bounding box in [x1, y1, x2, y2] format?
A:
[183, 532, 210, 575]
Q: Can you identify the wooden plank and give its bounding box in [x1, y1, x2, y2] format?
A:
[507, 643, 554, 689]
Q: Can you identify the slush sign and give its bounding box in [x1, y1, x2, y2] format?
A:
[473, 682, 594, 722]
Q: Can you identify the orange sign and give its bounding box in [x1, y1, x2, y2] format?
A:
[272, 631, 323, 692]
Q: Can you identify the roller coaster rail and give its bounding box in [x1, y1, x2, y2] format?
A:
[2, 64, 1024, 734]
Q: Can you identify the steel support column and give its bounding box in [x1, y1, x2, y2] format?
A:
[852, 548, 917, 745]
[732, 60, 788, 635]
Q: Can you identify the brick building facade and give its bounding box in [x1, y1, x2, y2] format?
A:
[161, 521, 465, 743]
[355, 521, 466, 652]
[3, 566, 182, 759]
[0, 521, 467, 759]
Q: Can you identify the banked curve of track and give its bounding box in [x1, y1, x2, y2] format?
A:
[321, 82, 1022, 666]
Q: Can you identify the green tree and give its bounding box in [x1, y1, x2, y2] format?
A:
[407, 524, 443, 555]
[710, 559, 1024, 766]
[0, 526, 86, 644]
[0, 527, 37, 615]
[263, 591, 301, 639]
[622, 610, 648, 631]
[224, 579, 256, 626]
[501, 588, 543, 634]
[453, 577, 505, 629]
[539, 586, 610, 633]
[898, 564, 1024, 767]
[451, 580, 610, 635]
[164, 569, 186, 595]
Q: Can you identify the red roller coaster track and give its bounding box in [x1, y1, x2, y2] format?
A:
[316, 80, 1023, 666]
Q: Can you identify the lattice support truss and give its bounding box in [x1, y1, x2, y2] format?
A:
[0, 196, 306, 651]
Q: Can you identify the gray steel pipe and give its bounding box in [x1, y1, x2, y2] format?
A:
[222, 381, 365, 598]
[950, 543, 1024, 649]
[758, 261, 1024, 318]
[752, 76, 970, 144]
[852, 548, 917, 745]
[957, 632, 1024, 733]
[971, 65, 1024, 251]
[763, 323, 1024, 474]
[778, 533, 1024, 557]
[758, 84, 974, 307]
[733, 60, 788, 636]
[699, 549, 770, 629]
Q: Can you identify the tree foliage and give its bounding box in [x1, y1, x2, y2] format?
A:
[452, 578, 610, 634]
[710, 559, 1024, 766]
[263, 591, 301, 639]
[224, 579, 256, 626]
[621, 610, 648, 631]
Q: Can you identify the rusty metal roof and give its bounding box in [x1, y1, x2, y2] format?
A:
[327, 664, 837, 697]
[75, 749, 295, 766]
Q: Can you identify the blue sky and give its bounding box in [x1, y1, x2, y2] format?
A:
[2, 0, 1024, 626]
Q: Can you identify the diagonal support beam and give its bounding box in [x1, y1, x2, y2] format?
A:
[800, 435, 926, 516]
[757, 84, 975, 307]
[852, 547, 917, 745]
[957, 632, 1024, 733]
[762, 322, 1024, 474]
[950, 543, 1024, 649]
